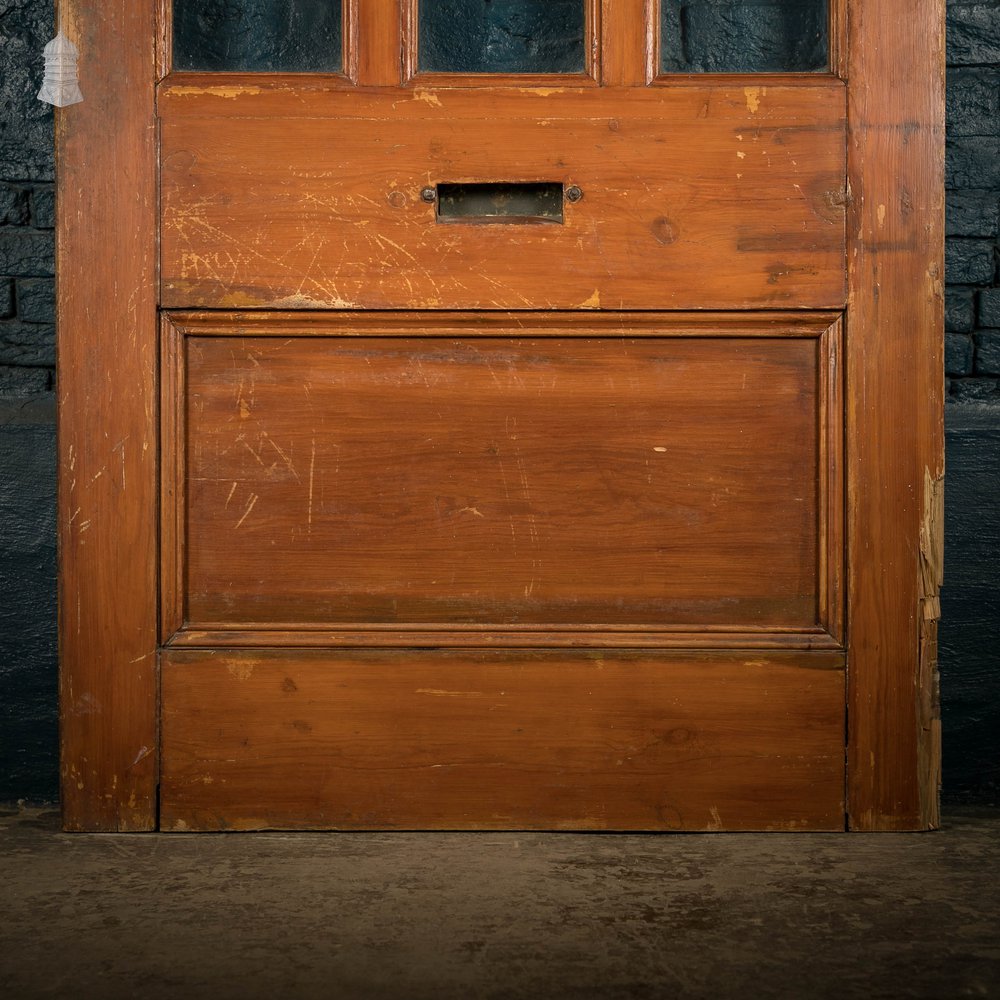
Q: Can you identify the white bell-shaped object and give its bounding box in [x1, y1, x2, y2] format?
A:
[37, 31, 83, 108]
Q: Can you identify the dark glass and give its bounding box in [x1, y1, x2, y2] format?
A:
[419, 0, 586, 74]
[661, 1, 828, 73]
[173, 0, 343, 72]
[436, 183, 565, 223]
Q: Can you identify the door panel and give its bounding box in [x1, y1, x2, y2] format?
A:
[160, 649, 847, 832]
[57, 0, 943, 833]
[159, 85, 847, 310]
[163, 311, 843, 648]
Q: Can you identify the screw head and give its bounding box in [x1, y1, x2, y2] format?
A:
[565, 185, 583, 203]
[420, 187, 437, 203]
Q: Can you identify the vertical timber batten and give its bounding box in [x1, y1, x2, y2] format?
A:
[57, 0, 159, 830]
[846, 0, 945, 830]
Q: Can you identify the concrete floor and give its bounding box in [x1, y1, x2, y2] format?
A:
[1, 808, 998, 1000]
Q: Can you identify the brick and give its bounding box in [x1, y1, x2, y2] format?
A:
[0, 321, 55, 367]
[0, 2, 55, 182]
[947, 68, 1000, 136]
[975, 331, 1000, 373]
[978, 286, 1000, 326]
[946, 137, 1000, 189]
[0, 280, 13, 320]
[0, 365, 49, 397]
[947, 190, 1000, 236]
[0, 230, 55, 278]
[30, 186, 55, 230]
[946, 239, 996, 284]
[951, 377, 1000, 402]
[947, 288, 977, 331]
[0, 183, 29, 226]
[948, 2, 1000, 65]
[947, 334, 976, 376]
[16, 279, 54, 325]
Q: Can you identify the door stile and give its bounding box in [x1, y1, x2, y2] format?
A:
[57, 0, 160, 831]
[845, 0, 945, 830]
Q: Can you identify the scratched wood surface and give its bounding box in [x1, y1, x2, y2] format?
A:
[845, 0, 945, 830]
[163, 312, 842, 647]
[57, 1, 159, 831]
[160, 648, 847, 832]
[158, 83, 847, 311]
[58, 0, 943, 832]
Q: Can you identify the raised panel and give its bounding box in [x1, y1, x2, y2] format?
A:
[162, 311, 843, 648]
[160, 649, 847, 832]
[158, 84, 847, 311]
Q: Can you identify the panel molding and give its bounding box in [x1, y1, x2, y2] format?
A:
[161, 310, 844, 651]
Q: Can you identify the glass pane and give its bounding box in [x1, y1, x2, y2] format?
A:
[661, 1, 828, 73]
[419, 0, 586, 74]
[173, 0, 343, 72]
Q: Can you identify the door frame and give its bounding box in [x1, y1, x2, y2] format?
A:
[56, 0, 944, 831]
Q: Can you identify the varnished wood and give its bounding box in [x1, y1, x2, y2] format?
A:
[162, 311, 843, 647]
[58, 1, 943, 832]
[158, 83, 847, 311]
[602, 0, 650, 86]
[57, 0, 159, 831]
[160, 649, 847, 832]
[168, 628, 843, 651]
[357, 0, 401, 86]
[846, 0, 945, 830]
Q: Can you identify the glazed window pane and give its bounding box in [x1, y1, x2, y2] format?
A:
[173, 0, 343, 73]
[661, 1, 828, 73]
[419, 0, 586, 74]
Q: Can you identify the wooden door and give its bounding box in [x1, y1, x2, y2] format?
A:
[57, 1, 944, 831]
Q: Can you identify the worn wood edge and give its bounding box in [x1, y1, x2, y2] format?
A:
[162, 647, 846, 668]
[155, 75, 847, 115]
[165, 310, 843, 339]
[57, 0, 159, 831]
[820, 317, 846, 644]
[918, 466, 945, 829]
[160, 315, 185, 643]
[166, 628, 846, 652]
[845, 0, 944, 831]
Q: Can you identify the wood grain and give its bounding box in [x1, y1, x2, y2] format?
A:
[357, 0, 400, 86]
[158, 83, 847, 311]
[163, 311, 843, 647]
[602, 0, 649, 86]
[57, 0, 159, 831]
[160, 649, 847, 832]
[846, 0, 945, 830]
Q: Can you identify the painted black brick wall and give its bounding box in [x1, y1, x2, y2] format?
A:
[1, 2, 998, 804]
[948, 1, 1000, 400]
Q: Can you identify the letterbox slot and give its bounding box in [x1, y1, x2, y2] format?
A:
[436, 182, 565, 224]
